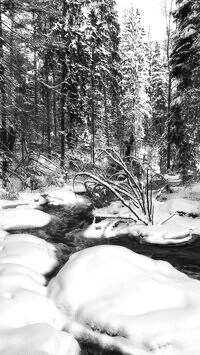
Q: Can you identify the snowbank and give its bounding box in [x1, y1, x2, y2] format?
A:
[43, 189, 91, 206]
[0, 208, 52, 230]
[0, 238, 58, 274]
[86, 198, 200, 244]
[0, 230, 80, 354]
[48, 245, 200, 354]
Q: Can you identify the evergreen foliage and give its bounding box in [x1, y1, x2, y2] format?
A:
[171, 0, 200, 179]
[1, 0, 197, 184]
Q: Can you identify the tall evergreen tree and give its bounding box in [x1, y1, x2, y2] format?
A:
[171, 0, 200, 178]
[119, 6, 151, 157]
[149, 42, 168, 171]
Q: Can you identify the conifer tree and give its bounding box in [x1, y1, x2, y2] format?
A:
[119, 6, 151, 157]
[171, 0, 200, 178]
[149, 42, 168, 171]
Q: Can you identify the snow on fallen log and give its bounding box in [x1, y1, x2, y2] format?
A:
[48, 245, 200, 355]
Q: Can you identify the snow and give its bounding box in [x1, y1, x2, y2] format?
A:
[0, 289, 62, 330]
[48, 245, 200, 355]
[0, 238, 58, 274]
[86, 197, 200, 244]
[139, 222, 193, 244]
[159, 198, 200, 216]
[43, 189, 91, 206]
[0, 208, 52, 230]
[0, 233, 50, 245]
[0, 263, 46, 285]
[0, 323, 80, 355]
[0, 229, 8, 238]
[1, 184, 200, 353]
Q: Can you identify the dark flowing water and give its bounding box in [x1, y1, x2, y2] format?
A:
[40, 204, 200, 280]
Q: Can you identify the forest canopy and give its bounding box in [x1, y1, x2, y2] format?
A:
[0, 0, 199, 186]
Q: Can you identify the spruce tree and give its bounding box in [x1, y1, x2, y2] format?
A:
[119, 6, 151, 157]
[171, 0, 200, 179]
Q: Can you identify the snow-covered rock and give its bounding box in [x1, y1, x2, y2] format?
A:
[0, 263, 46, 285]
[43, 190, 91, 206]
[0, 229, 8, 239]
[162, 198, 200, 215]
[0, 233, 54, 245]
[0, 273, 46, 295]
[0, 289, 62, 330]
[0, 323, 80, 355]
[0, 208, 52, 230]
[0, 199, 30, 209]
[139, 222, 193, 244]
[48, 245, 200, 355]
[0, 239, 58, 274]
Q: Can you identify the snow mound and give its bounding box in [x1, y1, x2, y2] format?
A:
[163, 198, 200, 215]
[0, 263, 46, 285]
[0, 229, 8, 239]
[0, 233, 54, 245]
[0, 289, 62, 330]
[48, 245, 200, 354]
[0, 208, 52, 230]
[139, 222, 193, 244]
[0, 238, 58, 274]
[0, 273, 46, 295]
[44, 190, 91, 206]
[0, 323, 80, 355]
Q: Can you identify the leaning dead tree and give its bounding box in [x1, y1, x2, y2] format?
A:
[75, 148, 166, 225]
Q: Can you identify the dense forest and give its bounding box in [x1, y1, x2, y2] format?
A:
[0, 0, 199, 189]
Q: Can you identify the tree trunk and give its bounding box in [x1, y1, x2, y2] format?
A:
[91, 72, 95, 166]
[8, 0, 16, 153]
[45, 54, 52, 159]
[52, 68, 57, 136]
[60, 0, 67, 168]
[33, 11, 38, 142]
[0, 0, 8, 179]
[103, 83, 110, 146]
[164, 0, 173, 171]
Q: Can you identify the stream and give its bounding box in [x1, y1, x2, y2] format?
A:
[8, 202, 200, 354]
[11, 203, 200, 280]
